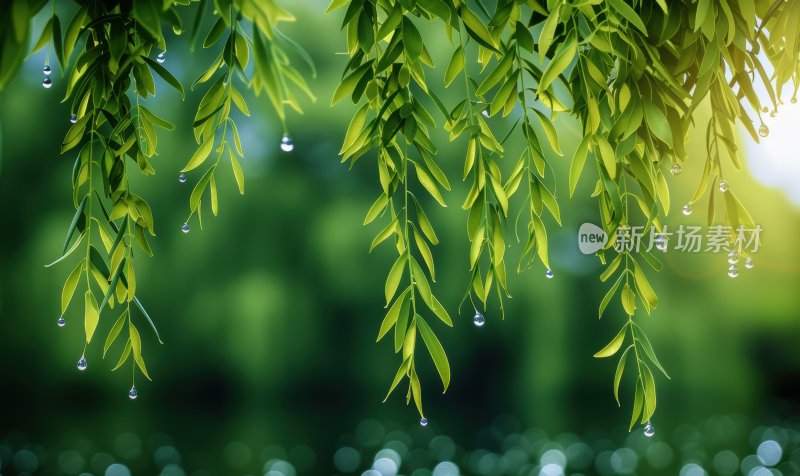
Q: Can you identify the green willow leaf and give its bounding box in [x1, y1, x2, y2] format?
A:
[539, 31, 577, 93]
[568, 135, 591, 197]
[593, 324, 627, 358]
[84, 290, 99, 344]
[61, 261, 83, 315]
[104, 310, 128, 358]
[614, 346, 633, 406]
[385, 255, 408, 305]
[416, 316, 451, 391]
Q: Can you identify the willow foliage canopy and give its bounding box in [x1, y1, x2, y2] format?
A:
[0, 0, 796, 429]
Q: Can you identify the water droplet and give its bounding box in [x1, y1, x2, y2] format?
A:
[181, 223, 190, 233]
[655, 234, 668, 252]
[57, 316, 66, 327]
[178, 173, 187, 183]
[70, 114, 77, 124]
[473, 311, 485, 327]
[761, 106, 769, 113]
[643, 422, 655, 437]
[745, 257, 754, 269]
[419, 418, 428, 427]
[718, 180, 729, 192]
[43, 65, 52, 75]
[545, 269, 554, 279]
[280, 134, 294, 152]
[481, 109, 489, 118]
[156, 52, 166, 64]
[759, 124, 769, 137]
[727, 251, 739, 265]
[792, 97, 797, 104]
[77, 355, 87, 371]
[128, 386, 138, 400]
[670, 164, 682, 176]
[727, 265, 739, 278]
[42, 77, 52, 89]
[682, 204, 692, 216]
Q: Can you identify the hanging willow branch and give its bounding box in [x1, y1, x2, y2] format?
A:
[0, 0, 312, 397]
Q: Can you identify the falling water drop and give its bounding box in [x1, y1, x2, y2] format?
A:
[682, 204, 692, 216]
[77, 355, 87, 371]
[280, 134, 294, 152]
[419, 418, 428, 427]
[745, 257, 754, 269]
[70, 114, 77, 124]
[42, 77, 52, 89]
[670, 164, 682, 176]
[727, 251, 739, 265]
[719, 180, 729, 192]
[156, 52, 166, 64]
[643, 422, 655, 437]
[128, 386, 138, 400]
[181, 223, 190, 234]
[43, 65, 52, 76]
[727, 265, 739, 278]
[545, 269, 554, 279]
[178, 173, 187, 183]
[473, 311, 485, 327]
[57, 316, 66, 327]
[655, 234, 668, 252]
[759, 124, 769, 137]
[481, 109, 490, 118]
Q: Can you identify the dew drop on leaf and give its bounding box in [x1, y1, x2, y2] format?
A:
[70, 114, 77, 124]
[77, 355, 87, 371]
[178, 173, 187, 183]
[759, 124, 769, 137]
[745, 257, 754, 269]
[157, 52, 166, 64]
[419, 418, 428, 427]
[728, 265, 739, 279]
[719, 180, 729, 192]
[682, 204, 692, 216]
[128, 386, 138, 400]
[670, 164, 682, 176]
[57, 316, 66, 327]
[643, 422, 655, 437]
[181, 223, 190, 234]
[727, 251, 739, 265]
[43, 65, 51, 76]
[42, 77, 52, 89]
[545, 269, 554, 279]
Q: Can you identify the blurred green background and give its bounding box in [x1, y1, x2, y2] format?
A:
[1, 2, 799, 475]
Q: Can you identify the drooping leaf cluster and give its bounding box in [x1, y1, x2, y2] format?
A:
[0, 0, 796, 425]
[328, 0, 799, 426]
[0, 0, 312, 394]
